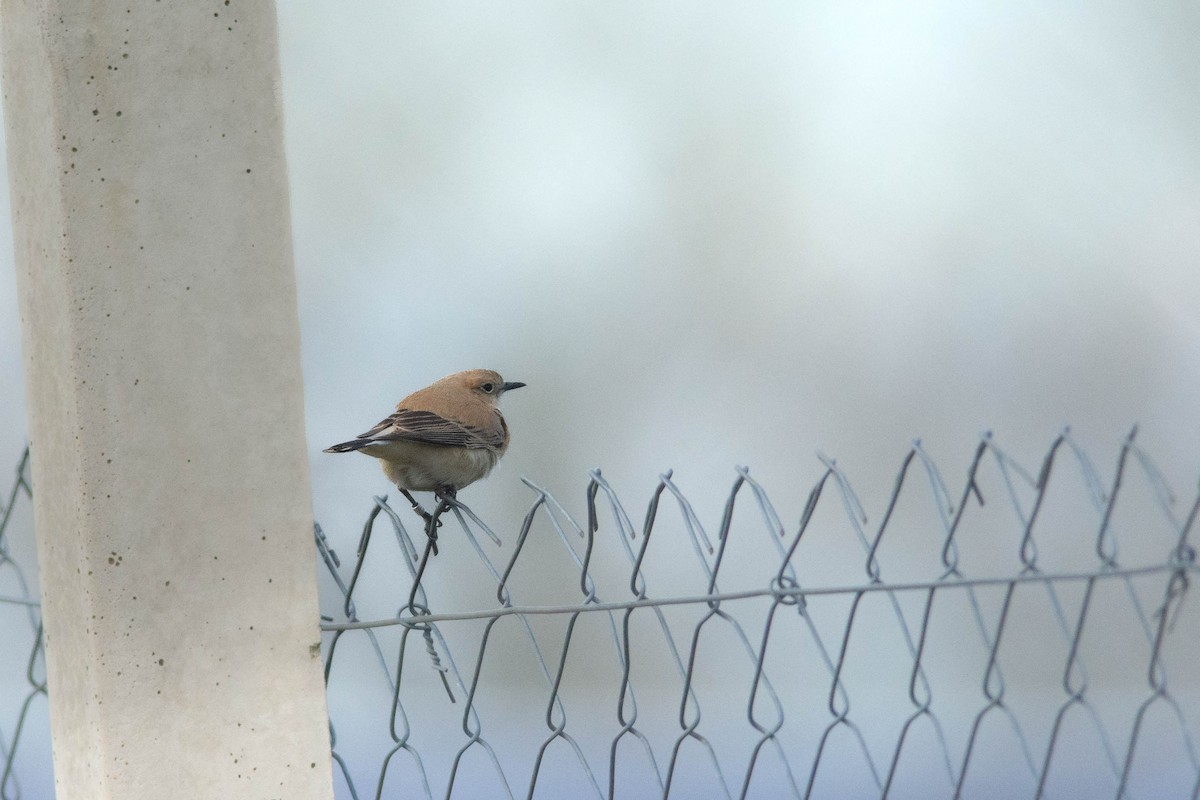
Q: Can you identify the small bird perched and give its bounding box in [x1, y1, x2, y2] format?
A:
[324, 369, 525, 528]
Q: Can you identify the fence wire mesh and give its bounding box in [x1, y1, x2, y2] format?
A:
[0, 449, 47, 800]
[2, 431, 1198, 799]
[317, 430, 1199, 800]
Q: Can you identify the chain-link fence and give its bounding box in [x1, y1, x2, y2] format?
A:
[2, 432, 1198, 799]
[317, 430, 1199, 800]
[0, 449, 47, 800]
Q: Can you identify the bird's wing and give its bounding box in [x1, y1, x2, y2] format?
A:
[356, 409, 503, 450]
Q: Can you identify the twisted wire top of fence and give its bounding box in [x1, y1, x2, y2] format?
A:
[315, 428, 1200, 800]
[2, 430, 1197, 799]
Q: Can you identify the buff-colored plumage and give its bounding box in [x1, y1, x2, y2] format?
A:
[324, 369, 525, 493]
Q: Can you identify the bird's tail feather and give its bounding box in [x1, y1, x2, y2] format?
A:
[323, 439, 373, 453]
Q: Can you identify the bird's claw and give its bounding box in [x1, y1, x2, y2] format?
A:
[415, 507, 443, 529]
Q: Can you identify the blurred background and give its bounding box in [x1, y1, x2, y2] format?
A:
[282, 0, 1200, 526]
[2, 1, 1199, 797]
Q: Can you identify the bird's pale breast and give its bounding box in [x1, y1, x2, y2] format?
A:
[362, 439, 499, 492]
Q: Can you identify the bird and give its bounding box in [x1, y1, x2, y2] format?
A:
[324, 369, 525, 529]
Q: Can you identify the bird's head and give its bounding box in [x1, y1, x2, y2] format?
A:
[454, 369, 526, 405]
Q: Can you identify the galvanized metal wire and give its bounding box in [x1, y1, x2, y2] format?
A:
[0, 449, 46, 800]
[318, 429, 1200, 800]
[2, 431, 1198, 799]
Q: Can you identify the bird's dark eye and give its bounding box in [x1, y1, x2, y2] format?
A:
[481, 383, 494, 393]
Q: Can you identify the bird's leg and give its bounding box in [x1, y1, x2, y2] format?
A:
[423, 487, 459, 555]
[399, 488, 441, 530]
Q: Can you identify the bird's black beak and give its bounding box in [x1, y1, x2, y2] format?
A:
[501, 381, 526, 392]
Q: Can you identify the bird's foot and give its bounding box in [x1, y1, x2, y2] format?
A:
[410, 502, 442, 529]
[424, 489, 460, 557]
[399, 488, 442, 530]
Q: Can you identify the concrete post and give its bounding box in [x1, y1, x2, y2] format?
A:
[1, 3, 333, 799]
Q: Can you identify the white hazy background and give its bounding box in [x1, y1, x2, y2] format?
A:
[1, 1, 1199, 798]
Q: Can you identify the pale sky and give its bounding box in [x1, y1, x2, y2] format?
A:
[276, 1, 1200, 532]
